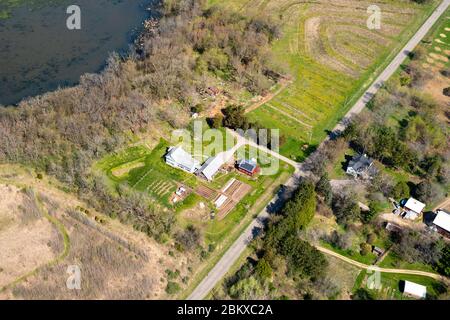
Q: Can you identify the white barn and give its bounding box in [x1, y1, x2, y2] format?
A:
[403, 280, 427, 299]
[432, 209, 450, 237]
[165, 146, 200, 174]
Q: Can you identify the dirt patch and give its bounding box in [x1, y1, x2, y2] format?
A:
[429, 52, 449, 63]
[111, 161, 145, 178]
[421, 72, 450, 114]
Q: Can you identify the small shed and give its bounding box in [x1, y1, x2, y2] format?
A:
[236, 159, 259, 176]
[403, 198, 426, 220]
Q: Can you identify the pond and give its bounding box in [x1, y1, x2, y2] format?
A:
[0, 0, 155, 106]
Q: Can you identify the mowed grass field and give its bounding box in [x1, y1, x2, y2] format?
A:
[210, 0, 440, 160]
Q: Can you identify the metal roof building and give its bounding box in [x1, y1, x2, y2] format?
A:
[403, 281, 427, 299]
[433, 209, 450, 233]
[404, 198, 426, 215]
[198, 155, 227, 181]
[165, 146, 200, 174]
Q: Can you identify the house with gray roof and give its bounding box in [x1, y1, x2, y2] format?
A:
[346, 154, 376, 179]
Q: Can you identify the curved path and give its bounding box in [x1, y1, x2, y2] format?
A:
[316, 246, 448, 283]
[187, 0, 450, 300]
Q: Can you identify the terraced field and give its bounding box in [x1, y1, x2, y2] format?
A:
[422, 6, 450, 71]
[211, 0, 440, 160]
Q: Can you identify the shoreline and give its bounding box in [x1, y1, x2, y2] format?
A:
[1, 0, 158, 107]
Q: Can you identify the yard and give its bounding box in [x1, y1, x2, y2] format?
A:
[209, 0, 440, 161]
[96, 138, 295, 245]
[353, 270, 446, 299]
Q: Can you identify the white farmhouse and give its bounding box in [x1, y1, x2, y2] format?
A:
[165, 146, 200, 174]
[346, 154, 376, 179]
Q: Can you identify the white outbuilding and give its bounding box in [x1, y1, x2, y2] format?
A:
[403, 198, 426, 220]
[165, 146, 200, 174]
[432, 209, 450, 237]
[403, 280, 427, 299]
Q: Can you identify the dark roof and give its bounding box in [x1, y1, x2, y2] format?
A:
[348, 154, 374, 172]
[237, 159, 257, 173]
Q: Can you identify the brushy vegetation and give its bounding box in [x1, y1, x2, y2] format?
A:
[0, 0, 280, 242]
[220, 179, 331, 300]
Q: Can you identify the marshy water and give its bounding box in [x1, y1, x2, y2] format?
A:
[0, 0, 153, 106]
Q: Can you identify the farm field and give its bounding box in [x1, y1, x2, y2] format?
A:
[210, 0, 440, 160]
[0, 166, 181, 299]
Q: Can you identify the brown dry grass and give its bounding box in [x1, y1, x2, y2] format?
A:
[0, 185, 58, 289]
[0, 166, 191, 300]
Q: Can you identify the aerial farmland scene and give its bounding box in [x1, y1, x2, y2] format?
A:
[0, 0, 449, 310]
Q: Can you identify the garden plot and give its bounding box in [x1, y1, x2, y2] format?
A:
[215, 179, 252, 220]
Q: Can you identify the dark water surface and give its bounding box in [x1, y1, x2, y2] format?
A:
[0, 0, 153, 106]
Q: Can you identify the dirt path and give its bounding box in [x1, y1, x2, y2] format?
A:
[316, 246, 448, 283]
[244, 78, 292, 114]
[434, 197, 450, 211]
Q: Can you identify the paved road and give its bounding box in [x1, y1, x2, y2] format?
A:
[187, 0, 450, 300]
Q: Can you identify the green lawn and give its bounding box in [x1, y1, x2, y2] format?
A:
[95, 140, 197, 208]
[379, 251, 437, 274]
[354, 270, 446, 299]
